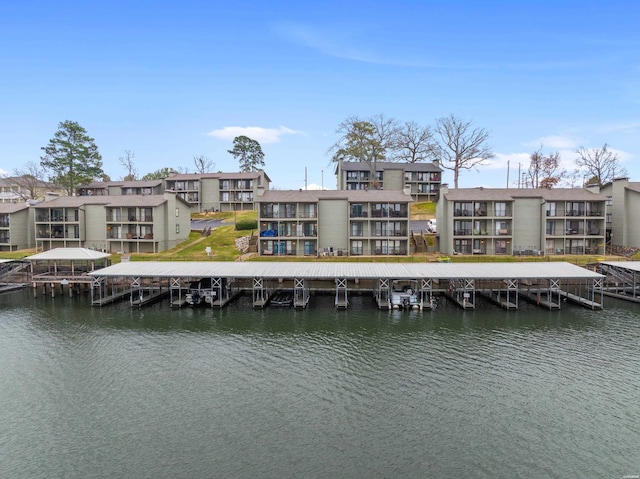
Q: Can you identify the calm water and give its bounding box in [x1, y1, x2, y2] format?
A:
[1, 289, 639, 479]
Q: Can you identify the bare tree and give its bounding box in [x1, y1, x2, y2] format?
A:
[329, 114, 399, 188]
[575, 143, 628, 185]
[395, 121, 436, 163]
[432, 114, 494, 188]
[119, 150, 137, 181]
[7, 161, 50, 201]
[193, 155, 214, 174]
[527, 146, 564, 189]
[368, 113, 401, 161]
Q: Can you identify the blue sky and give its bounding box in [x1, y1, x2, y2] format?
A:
[1, 0, 639, 190]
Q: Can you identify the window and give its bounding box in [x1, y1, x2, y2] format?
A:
[495, 221, 508, 235]
[351, 222, 363, 237]
[546, 220, 556, 235]
[454, 202, 472, 216]
[454, 220, 472, 236]
[175, 208, 179, 217]
[494, 202, 507, 217]
[495, 240, 507, 254]
[176, 224, 180, 234]
[351, 240, 363, 255]
[454, 239, 471, 255]
[546, 202, 557, 217]
[351, 204, 363, 217]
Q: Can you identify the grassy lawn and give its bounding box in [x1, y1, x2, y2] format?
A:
[410, 201, 436, 216]
[130, 225, 252, 262]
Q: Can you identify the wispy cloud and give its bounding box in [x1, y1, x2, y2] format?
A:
[522, 135, 581, 150]
[272, 21, 438, 68]
[489, 152, 531, 170]
[0, 168, 8, 176]
[600, 121, 640, 134]
[207, 126, 304, 144]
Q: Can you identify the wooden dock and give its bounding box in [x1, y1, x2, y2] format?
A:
[130, 290, 169, 307]
[92, 290, 131, 306]
[478, 291, 518, 310]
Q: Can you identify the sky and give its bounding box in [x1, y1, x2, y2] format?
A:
[1, 0, 639, 190]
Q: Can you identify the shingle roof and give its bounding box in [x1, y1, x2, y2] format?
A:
[443, 187, 607, 201]
[33, 195, 168, 208]
[0, 203, 29, 213]
[625, 182, 640, 194]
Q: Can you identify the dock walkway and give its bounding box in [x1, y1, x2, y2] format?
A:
[87, 261, 605, 311]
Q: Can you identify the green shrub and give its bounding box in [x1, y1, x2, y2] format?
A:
[235, 219, 258, 231]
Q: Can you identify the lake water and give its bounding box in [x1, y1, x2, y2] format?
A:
[1, 289, 639, 478]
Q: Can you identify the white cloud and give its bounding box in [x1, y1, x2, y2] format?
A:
[488, 152, 530, 170]
[207, 126, 303, 144]
[0, 168, 8, 176]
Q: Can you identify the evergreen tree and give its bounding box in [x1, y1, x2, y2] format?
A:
[40, 120, 104, 195]
[228, 136, 265, 172]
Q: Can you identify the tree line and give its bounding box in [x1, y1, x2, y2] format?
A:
[2, 118, 630, 200]
[330, 113, 628, 189]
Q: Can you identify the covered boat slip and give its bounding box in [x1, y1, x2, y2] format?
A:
[595, 261, 640, 302]
[26, 248, 111, 298]
[88, 261, 605, 310]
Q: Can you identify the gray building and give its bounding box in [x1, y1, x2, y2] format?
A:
[256, 189, 413, 257]
[0, 203, 34, 251]
[598, 178, 640, 249]
[437, 186, 607, 256]
[164, 171, 271, 212]
[33, 192, 192, 253]
[77, 180, 164, 197]
[335, 160, 442, 201]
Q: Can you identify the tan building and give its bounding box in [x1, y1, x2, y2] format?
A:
[164, 171, 271, 212]
[598, 178, 640, 249]
[0, 203, 34, 251]
[437, 186, 607, 256]
[33, 192, 191, 253]
[335, 160, 442, 201]
[256, 189, 413, 257]
[0, 176, 65, 203]
[77, 180, 164, 197]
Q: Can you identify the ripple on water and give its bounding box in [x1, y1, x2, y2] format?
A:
[1, 290, 640, 478]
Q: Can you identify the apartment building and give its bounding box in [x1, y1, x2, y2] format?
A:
[256, 189, 412, 257]
[598, 178, 640, 248]
[0, 176, 65, 202]
[335, 160, 442, 201]
[0, 203, 34, 251]
[77, 180, 164, 197]
[437, 186, 607, 256]
[33, 192, 191, 253]
[164, 171, 270, 212]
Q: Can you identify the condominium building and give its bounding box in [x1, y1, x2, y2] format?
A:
[33, 192, 191, 253]
[164, 171, 270, 212]
[0, 176, 65, 202]
[77, 180, 164, 197]
[436, 186, 607, 256]
[256, 189, 413, 257]
[335, 160, 442, 201]
[598, 178, 640, 248]
[0, 203, 33, 251]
